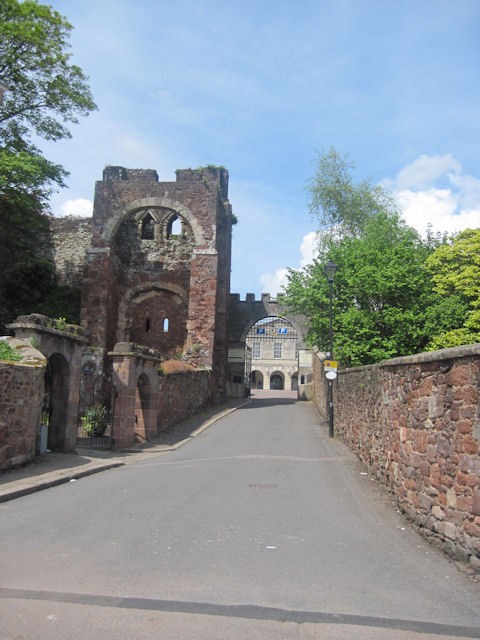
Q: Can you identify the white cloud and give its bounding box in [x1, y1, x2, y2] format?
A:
[300, 231, 318, 266]
[388, 155, 480, 236]
[393, 154, 461, 190]
[259, 268, 289, 298]
[449, 173, 480, 209]
[259, 231, 318, 297]
[58, 198, 93, 217]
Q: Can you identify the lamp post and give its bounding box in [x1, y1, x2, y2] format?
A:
[324, 259, 337, 437]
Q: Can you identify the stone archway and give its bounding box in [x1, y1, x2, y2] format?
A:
[250, 370, 264, 389]
[44, 353, 70, 450]
[135, 374, 148, 443]
[8, 315, 86, 452]
[270, 371, 285, 390]
[134, 373, 155, 443]
[291, 371, 299, 391]
[227, 293, 310, 398]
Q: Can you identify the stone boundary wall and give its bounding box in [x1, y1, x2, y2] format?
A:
[0, 339, 46, 470]
[157, 369, 212, 432]
[313, 345, 480, 569]
[110, 342, 213, 448]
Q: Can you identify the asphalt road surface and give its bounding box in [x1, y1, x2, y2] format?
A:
[1, 390, 479, 639]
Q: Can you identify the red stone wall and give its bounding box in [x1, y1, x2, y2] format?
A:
[9, 318, 86, 452]
[313, 345, 480, 569]
[156, 369, 212, 432]
[110, 343, 212, 449]
[81, 165, 232, 400]
[0, 360, 44, 470]
[127, 292, 187, 356]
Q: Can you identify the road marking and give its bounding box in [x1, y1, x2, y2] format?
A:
[0, 587, 478, 637]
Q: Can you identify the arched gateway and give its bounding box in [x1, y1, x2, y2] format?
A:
[227, 293, 312, 398]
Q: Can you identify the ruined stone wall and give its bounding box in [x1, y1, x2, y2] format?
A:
[48, 218, 92, 287]
[81, 166, 232, 399]
[313, 345, 480, 569]
[0, 338, 46, 470]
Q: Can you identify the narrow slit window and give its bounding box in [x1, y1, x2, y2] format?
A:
[163, 318, 169, 332]
[145, 318, 151, 333]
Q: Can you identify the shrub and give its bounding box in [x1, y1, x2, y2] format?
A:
[81, 405, 108, 437]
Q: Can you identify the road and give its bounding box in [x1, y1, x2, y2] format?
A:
[1, 390, 479, 639]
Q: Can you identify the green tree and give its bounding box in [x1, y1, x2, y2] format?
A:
[307, 147, 398, 241]
[0, 0, 96, 155]
[281, 149, 461, 366]
[424, 228, 480, 349]
[0, 0, 95, 330]
[283, 212, 439, 366]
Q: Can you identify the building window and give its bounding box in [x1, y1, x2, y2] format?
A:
[167, 216, 182, 237]
[145, 318, 151, 333]
[141, 214, 154, 239]
[253, 342, 261, 359]
[163, 318, 169, 332]
[274, 342, 282, 359]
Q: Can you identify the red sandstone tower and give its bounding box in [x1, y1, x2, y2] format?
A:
[80, 166, 233, 403]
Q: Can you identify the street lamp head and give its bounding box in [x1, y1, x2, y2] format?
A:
[324, 259, 338, 283]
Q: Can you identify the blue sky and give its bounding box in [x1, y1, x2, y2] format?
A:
[42, 0, 480, 297]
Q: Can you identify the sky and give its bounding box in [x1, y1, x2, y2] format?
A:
[40, 0, 480, 298]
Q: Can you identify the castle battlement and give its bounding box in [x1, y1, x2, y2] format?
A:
[230, 293, 276, 304]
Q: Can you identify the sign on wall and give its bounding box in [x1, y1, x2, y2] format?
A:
[228, 348, 245, 363]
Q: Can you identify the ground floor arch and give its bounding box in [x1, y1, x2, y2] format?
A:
[250, 370, 264, 389]
[44, 353, 70, 450]
[270, 371, 285, 390]
[134, 373, 154, 443]
[291, 372, 298, 391]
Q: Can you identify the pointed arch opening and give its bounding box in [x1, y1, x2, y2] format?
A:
[167, 215, 183, 238]
[141, 213, 155, 239]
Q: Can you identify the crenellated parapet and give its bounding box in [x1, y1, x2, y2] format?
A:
[228, 293, 308, 344]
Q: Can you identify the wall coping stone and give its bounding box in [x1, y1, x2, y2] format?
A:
[8, 321, 88, 344]
[109, 342, 163, 363]
[0, 337, 46, 368]
[337, 343, 480, 373]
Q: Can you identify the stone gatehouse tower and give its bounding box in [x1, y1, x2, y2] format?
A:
[80, 165, 233, 402]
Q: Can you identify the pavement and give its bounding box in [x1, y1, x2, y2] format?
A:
[0, 396, 250, 504]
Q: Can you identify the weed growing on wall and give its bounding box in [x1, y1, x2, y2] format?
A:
[0, 341, 21, 362]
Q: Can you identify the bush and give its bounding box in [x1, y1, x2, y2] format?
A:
[81, 405, 108, 437]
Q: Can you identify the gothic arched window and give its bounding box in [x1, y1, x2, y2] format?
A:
[167, 216, 182, 238]
[141, 214, 155, 239]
